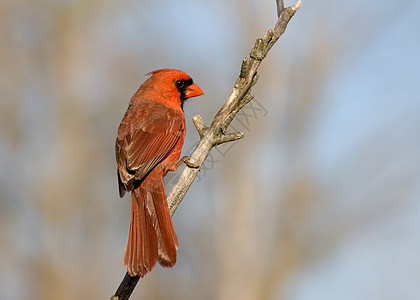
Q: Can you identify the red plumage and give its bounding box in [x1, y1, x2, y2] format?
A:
[116, 69, 203, 277]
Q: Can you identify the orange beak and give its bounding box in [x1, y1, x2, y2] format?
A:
[185, 83, 204, 99]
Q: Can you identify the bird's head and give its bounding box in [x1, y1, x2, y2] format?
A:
[143, 69, 204, 110]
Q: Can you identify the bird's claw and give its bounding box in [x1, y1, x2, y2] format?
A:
[185, 158, 199, 169]
[176, 156, 199, 169]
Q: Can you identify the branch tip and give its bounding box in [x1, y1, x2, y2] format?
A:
[217, 131, 244, 145]
[293, 0, 302, 11]
[250, 38, 266, 60]
[192, 115, 207, 138]
[263, 29, 274, 44]
[276, 0, 284, 17]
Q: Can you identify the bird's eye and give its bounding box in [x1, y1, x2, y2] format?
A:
[175, 80, 185, 89]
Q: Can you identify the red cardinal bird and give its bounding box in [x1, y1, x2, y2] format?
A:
[115, 69, 204, 277]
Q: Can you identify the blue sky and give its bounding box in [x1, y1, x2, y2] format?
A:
[299, 2, 420, 298]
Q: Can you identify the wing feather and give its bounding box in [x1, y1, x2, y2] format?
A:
[116, 101, 184, 193]
[127, 123, 183, 180]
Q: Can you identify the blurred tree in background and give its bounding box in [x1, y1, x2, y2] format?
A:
[1, 0, 419, 299]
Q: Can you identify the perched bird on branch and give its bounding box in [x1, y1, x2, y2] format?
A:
[116, 69, 204, 277]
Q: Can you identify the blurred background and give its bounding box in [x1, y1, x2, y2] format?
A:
[1, 0, 419, 299]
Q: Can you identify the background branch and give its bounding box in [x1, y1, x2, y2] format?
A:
[111, 1, 301, 299]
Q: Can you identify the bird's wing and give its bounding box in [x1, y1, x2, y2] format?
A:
[116, 101, 184, 195]
[126, 115, 184, 180]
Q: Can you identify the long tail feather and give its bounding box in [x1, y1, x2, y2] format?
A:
[122, 175, 178, 277]
[123, 189, 158, 277]
[146, 178, 179, 266]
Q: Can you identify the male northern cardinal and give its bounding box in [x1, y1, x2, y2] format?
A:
[115, 69, 204, 277]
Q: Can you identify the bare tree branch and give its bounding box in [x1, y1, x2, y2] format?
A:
[168, 0, 301, 215]
[111, 1, 301, 299]
[110, 273, 139, 300]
